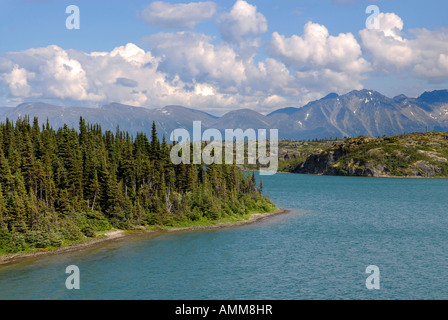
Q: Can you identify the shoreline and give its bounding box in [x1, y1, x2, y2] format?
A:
[0, 208, 289, 266]
[273, 170, 448, 179]
[240, 166, 448, 179]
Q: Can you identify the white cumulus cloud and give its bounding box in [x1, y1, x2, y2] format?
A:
[269, 21, 371, 98]
[359, 13, 414, 70]
[141, 1, 216, 29]
[2, 64, 33, 97]
[217, 0, 267, 57]
[270, 21, 371, 74]
[145, 31, 246, 87]
[359, 12, 448, 83]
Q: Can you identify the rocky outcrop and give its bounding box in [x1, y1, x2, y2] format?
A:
[281, 151, 304, 160]
[411, 160, 443, 177]
[294, 146, 345, 174]
[294, 151, 389, 177]
[292, 133, 448, 177]
[325, 161, 389, 177]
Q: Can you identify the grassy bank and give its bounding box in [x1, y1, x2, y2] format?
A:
[0, 205, 284, 265]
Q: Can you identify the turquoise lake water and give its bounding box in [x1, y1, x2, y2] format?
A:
[0, 173, 447, 299]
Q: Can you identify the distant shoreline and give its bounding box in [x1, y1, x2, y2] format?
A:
[0, 208, 289, 265]
[246, 168, 448, 179]
[289, 172, 448, 179]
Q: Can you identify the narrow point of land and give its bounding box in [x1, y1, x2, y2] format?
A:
[0, 208, 289, 265]
[243, 132, 448, 178]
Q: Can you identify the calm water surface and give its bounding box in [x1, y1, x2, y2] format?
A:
[0, 173, 447, 299]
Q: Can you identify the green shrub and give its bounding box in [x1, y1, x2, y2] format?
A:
[25, 230, 51, 248]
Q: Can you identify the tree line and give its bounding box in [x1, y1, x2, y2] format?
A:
[0, 117, 275, 253]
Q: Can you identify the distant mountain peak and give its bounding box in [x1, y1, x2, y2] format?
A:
[163, 105, 190, 111]
[322, 92, 339, 100]
[267, 107, 300, 117]
[393, 94, 408, 101]
[17, 102, 60, 108]
[101, 102, 140, 110]
[346, 89, 382, 97]
[225, 108, 257, 114]
[417, 89, 448, 104]
[161, 105, 218, 119]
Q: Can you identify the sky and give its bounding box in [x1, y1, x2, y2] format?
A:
[0, 0, 447, 115]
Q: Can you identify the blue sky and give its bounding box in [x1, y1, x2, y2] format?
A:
[0, 0, 447, 114]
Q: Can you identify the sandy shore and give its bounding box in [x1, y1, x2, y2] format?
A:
[0, 208, 289, 265]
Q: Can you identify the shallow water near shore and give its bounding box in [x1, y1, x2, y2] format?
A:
[1, 173, 448, 299]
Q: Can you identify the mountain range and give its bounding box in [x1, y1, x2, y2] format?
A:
[1, 89, 448, 140]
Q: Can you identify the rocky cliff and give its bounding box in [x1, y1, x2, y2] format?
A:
[293, 132, 448, 177]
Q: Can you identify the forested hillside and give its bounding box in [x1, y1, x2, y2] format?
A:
[0, 117, 275, 254]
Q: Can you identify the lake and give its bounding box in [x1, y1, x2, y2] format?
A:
[1, 172, 447, 299]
